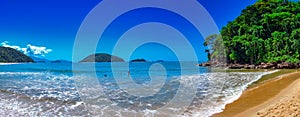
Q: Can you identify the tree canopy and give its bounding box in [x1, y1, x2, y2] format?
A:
[206, 0, 300, 64]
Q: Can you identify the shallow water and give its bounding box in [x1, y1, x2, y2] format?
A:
[0, 62, 276, 116]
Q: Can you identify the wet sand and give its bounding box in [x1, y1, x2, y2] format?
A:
[213, 71, 300, 117]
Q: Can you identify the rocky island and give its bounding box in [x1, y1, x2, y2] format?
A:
[130, 59, 147, 62]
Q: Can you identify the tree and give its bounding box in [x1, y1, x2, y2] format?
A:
[205, 0, 300, 64]
[203, 34, 226, 63]
[0, 47, 34, 63]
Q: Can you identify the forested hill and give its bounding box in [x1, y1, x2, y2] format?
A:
[206, 0, 300, 65]
[0, 47, 34, 63]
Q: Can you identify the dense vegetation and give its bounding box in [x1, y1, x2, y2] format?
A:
[205, 0, 300, 64]
[0, 47, 34, 63]
[80, 53, 125, 62]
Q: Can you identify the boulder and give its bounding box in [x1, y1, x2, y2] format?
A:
[277, 62, 296, 69]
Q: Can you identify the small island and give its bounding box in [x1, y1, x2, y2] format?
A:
[155, 60, 164, 62]
[80, 53, 125, 62]
[130, 59, 147, 62]
[0, 47, 34, 63]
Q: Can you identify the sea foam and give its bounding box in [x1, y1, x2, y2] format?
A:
[0, 69, 279, 116]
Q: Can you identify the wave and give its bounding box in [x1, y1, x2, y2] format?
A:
[181, 70, 279, 117]
[0, 70, 279, 116]
[0, 72, 79, 102]
[0, 63, 22, 65]
[0, 90, 89, 116]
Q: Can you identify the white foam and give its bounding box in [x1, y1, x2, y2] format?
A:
[0, 63, 22, 65]
[182, 70, 279, 117]
[0, 70, 280, 116]
[71, 101, 84, 108]
[0, 72, 43, 75]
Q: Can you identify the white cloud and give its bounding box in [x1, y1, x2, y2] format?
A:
[1, 41, 22, 51]
[24, 44, 52, 57]
[1, 41, 52, 57]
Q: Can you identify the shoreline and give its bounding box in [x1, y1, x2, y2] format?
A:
[0, 63, 22, 65]
[199, 62, 300, 69]
[212, 70, 300, 117]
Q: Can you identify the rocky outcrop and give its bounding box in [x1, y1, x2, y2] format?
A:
[255, 62, 277, 69]
[198, 61, 300, 69]
[199, 62, 211, 67]
[276, 62, 298, 69]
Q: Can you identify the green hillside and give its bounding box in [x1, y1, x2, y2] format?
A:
[206, 0, 300, 64]
[0, 46, 34, 63]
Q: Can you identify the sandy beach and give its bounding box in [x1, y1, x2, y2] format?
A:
[213, 71, 300, 117]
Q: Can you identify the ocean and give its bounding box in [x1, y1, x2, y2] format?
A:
[0, 62, 277, 116]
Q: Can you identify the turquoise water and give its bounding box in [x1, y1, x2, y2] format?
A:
[0, 62, 276, 116]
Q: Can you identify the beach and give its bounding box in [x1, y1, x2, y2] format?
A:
[213, 70, 300, 117]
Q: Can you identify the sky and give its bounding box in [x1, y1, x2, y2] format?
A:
[0, 0, 256, 62]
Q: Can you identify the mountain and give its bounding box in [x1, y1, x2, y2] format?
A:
[130, 59, 147, 62]
[30, 56, 51, 63]
[80, 53, 125, 62]
[0, 46, 34, 63]
[30, 56, 72, 63]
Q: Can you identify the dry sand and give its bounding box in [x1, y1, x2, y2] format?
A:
[256, 83, 300, 117]
[213, 71, 300, 117]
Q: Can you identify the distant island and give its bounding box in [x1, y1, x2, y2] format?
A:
[80, 53, 125, 62]
[155, 60, 164, 62]
[0, 46, 34, 63]
[201, 0, 300, 69]
[130, 59, 147, 62]
[51, 60, 72, 63]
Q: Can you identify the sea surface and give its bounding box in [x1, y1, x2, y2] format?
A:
[0, 62, 277, 116]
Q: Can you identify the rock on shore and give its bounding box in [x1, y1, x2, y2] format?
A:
[198, 62, 300, 69]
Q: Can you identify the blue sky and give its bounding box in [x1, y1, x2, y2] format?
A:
[0, 0, 256, 62]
